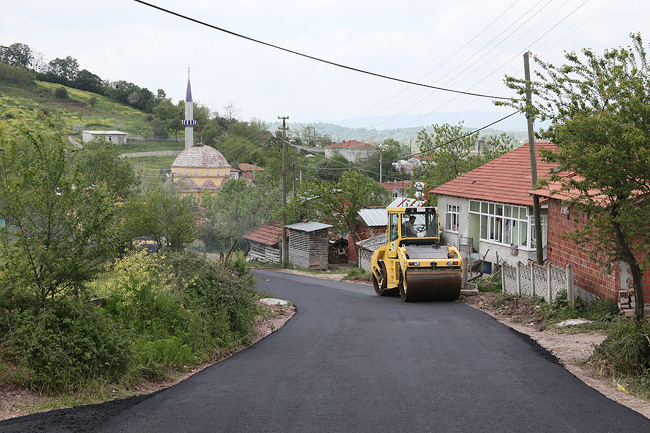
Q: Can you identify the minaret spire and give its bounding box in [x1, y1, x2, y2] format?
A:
[182, 67, 196, 150]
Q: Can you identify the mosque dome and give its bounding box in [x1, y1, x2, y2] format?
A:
[171, 144, 231, 169]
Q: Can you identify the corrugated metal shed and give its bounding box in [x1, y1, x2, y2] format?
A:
[285, 222, 333, 233]
[358, 208, 387, 227]
[357, 235, 386, 252]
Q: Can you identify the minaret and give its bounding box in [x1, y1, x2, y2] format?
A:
[182, 67, 197, 150]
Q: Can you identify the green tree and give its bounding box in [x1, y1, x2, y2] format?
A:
[0, 42, 34, 67]
[0, 120, 122, 304]
[73, 139, 139, 200]
[74, 69, 104, 94]
[501, 34, 650, 320]
[200, 176, 281, 251]
[287, 170, 390, 242]
[44, 56, 79, 85]
[414, 122, 514, 189]
[365, 138, 405, 182]
[153, 99, 183, 141]
[123, 186, 198, 252]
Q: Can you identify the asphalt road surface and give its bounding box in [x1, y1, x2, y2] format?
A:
[2, 270, 649, 432]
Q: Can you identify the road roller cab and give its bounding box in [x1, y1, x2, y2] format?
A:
[371, 206, 463, 302]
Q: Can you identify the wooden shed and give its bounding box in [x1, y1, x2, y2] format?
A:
[244, 221, 283, 264]
[286, 222, 333, 270]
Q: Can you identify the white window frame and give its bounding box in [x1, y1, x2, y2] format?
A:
[469, 200, 546, 250]
[446, 204, 460, 232]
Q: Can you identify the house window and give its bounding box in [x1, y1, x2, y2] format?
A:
[469, 200, 545, 249]
[446, 204, 460, 232]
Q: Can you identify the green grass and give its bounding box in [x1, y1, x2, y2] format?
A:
[119, 140, 184, 153]
[0, 80, 153, 137]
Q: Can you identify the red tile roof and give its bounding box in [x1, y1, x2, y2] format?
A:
[325, 140, 378, 149]
[382, 180, 411, 190]
[431, 142, 558, 206]
[238, 163, 265, 172]
[244, 221, 283, 246]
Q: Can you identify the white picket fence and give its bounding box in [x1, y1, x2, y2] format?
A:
[501, 262, 575, 305]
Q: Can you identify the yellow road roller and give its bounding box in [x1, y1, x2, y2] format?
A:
[370, 206, 462, 302]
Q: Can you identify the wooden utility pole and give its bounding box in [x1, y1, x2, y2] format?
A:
[379, 151, 383, 183]
[278, 116, 289, 266]
[292, 155, 296, 195]
[524, 52, 544, 265]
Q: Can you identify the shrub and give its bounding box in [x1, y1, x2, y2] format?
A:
[592, 318, 650, 376]
[54, 86, 68, 99]
[0, 301, 132, 393]
[102, 250, 186, 339]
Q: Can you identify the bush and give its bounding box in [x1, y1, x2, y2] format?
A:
[592, 318, 650, 376]
[54, 86, 68, 99]
[0, 301, 132, 393]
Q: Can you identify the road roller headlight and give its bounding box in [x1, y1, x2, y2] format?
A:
[408, 261, 420, 266]
[447, 261, 459, 266]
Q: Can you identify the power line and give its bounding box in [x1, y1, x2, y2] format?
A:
[133, 0, 514, 101]
[338, 0, 523, 124]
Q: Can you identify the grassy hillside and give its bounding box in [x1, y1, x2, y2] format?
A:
[0, 79, 156, 138]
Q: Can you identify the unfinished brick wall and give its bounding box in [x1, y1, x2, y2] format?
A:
[348, 226, 386, 263]
[546, 199, 648, 304]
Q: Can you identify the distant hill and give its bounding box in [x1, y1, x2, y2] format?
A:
[270, 121, 529, 146]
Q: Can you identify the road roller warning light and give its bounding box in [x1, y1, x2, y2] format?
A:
[371, 206, 463, 302]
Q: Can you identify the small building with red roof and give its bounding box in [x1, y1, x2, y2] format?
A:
[431, 142, 558, 268]
[324, 140, 378, 163]
[244, 221, 283, 263]
[237, 162, 265, 182]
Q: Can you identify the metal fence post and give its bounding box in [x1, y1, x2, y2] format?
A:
[516, 262, 521, 296]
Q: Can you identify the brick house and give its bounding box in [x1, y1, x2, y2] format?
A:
[533, 190, 649, 312]
[237, 163, 265, 182]
[431, 142, 558, 270]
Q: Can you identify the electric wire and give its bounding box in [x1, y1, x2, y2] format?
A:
[133, 0, 514, 101]
[338, 0, 523, 124]
[365, 0, 555, 129]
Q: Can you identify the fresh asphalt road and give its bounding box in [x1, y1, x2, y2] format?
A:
[2, 270, 649, 432]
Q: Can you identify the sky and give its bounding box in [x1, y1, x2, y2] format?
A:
[1, 0, 649, 131]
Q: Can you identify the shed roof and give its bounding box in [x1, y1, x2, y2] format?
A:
[244, 221, 283, 246]
[285, 222, 333, 233]
[83, 130, 127, 135]
[358, 208, 387, 227]
[357, 235, 386, 252]
[431, 142, 558, 207]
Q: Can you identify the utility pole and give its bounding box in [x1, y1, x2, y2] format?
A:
[292, 155, 296, 195]
[379, 151, 383, 183]
[278, 116, 289, 266]
[524, 52, 544, 265]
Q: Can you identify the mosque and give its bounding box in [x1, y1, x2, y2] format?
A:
[170, 71, 231, 197]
